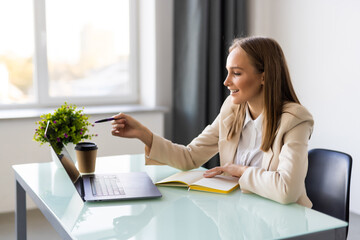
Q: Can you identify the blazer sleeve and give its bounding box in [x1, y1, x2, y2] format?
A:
[239, 119, 313, 204]
[145, 114, 221, 170]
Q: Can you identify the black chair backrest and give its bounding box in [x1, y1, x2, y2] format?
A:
[306, 148, 352, 223]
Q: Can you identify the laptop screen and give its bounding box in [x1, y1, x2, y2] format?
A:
[44, 121, 81, 183]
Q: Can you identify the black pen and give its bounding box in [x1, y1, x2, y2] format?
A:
[94, 117, 115, 123]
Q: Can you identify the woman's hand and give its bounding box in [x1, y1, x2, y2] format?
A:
[203, 163, 249, 178]
[111, 113, 153, 148]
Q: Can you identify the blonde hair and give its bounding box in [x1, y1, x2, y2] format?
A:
[227, 36, 300, 151]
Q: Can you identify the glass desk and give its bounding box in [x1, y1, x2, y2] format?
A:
[13, 154, 347, 240]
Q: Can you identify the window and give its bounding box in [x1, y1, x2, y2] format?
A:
[0, 0, 137, 108]
[0, 0, 35, 104]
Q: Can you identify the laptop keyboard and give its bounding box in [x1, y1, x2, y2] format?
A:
[90, 175, 125, 196]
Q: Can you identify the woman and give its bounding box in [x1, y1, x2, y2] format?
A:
[111, 36, 314, 208]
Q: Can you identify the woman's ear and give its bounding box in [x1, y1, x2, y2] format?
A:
[261, 72, 265, 85]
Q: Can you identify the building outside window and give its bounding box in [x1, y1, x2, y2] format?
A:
[0, 0, 137, 108]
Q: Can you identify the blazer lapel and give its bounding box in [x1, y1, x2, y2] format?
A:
[223, 114, 234, 131]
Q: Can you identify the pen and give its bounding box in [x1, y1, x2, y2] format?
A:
[94, 117, 115, 123]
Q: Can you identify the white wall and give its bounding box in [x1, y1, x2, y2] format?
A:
[139, 0, 173, 138]
[248, 0, 360, 214]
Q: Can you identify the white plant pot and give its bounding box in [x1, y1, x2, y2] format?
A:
[50, 143, 77, 168]
[66, 143, 77, 164]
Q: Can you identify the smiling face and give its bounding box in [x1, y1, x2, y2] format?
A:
[224, 47, 264, 112]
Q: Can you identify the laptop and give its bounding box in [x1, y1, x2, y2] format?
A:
[44, 121, 162, 202]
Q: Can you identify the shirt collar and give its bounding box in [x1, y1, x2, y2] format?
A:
[254, 112, 263, 132]
[244, 105, 263, 132]
[243, 105, 252, 127]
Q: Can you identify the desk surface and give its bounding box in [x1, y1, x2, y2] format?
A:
[13, 154, 347, 240]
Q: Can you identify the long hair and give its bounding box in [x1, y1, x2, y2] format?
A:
[227, 36, 300, 151]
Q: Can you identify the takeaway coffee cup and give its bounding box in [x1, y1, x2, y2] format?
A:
[75, 142, 98, 174]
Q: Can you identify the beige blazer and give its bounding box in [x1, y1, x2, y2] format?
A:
[145, 96, 314, 208]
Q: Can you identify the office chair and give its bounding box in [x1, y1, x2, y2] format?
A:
[305, 148, 352, 237]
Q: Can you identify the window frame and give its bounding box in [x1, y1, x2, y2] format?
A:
[1, 0, 138, 109]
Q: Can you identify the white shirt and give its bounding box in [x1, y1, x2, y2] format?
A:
[234, 106, 264, 167]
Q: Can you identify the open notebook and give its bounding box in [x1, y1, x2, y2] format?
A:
[156, 170, 239, 194]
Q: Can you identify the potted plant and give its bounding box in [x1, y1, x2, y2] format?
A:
[33, 102, 97, 158]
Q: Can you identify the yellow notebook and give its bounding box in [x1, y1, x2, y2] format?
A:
[156, 170, 239, 194]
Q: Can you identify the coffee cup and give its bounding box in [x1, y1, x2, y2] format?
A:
[75, 142, 98, 174]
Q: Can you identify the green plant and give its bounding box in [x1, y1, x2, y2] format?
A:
[33, 102, 96, 154]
